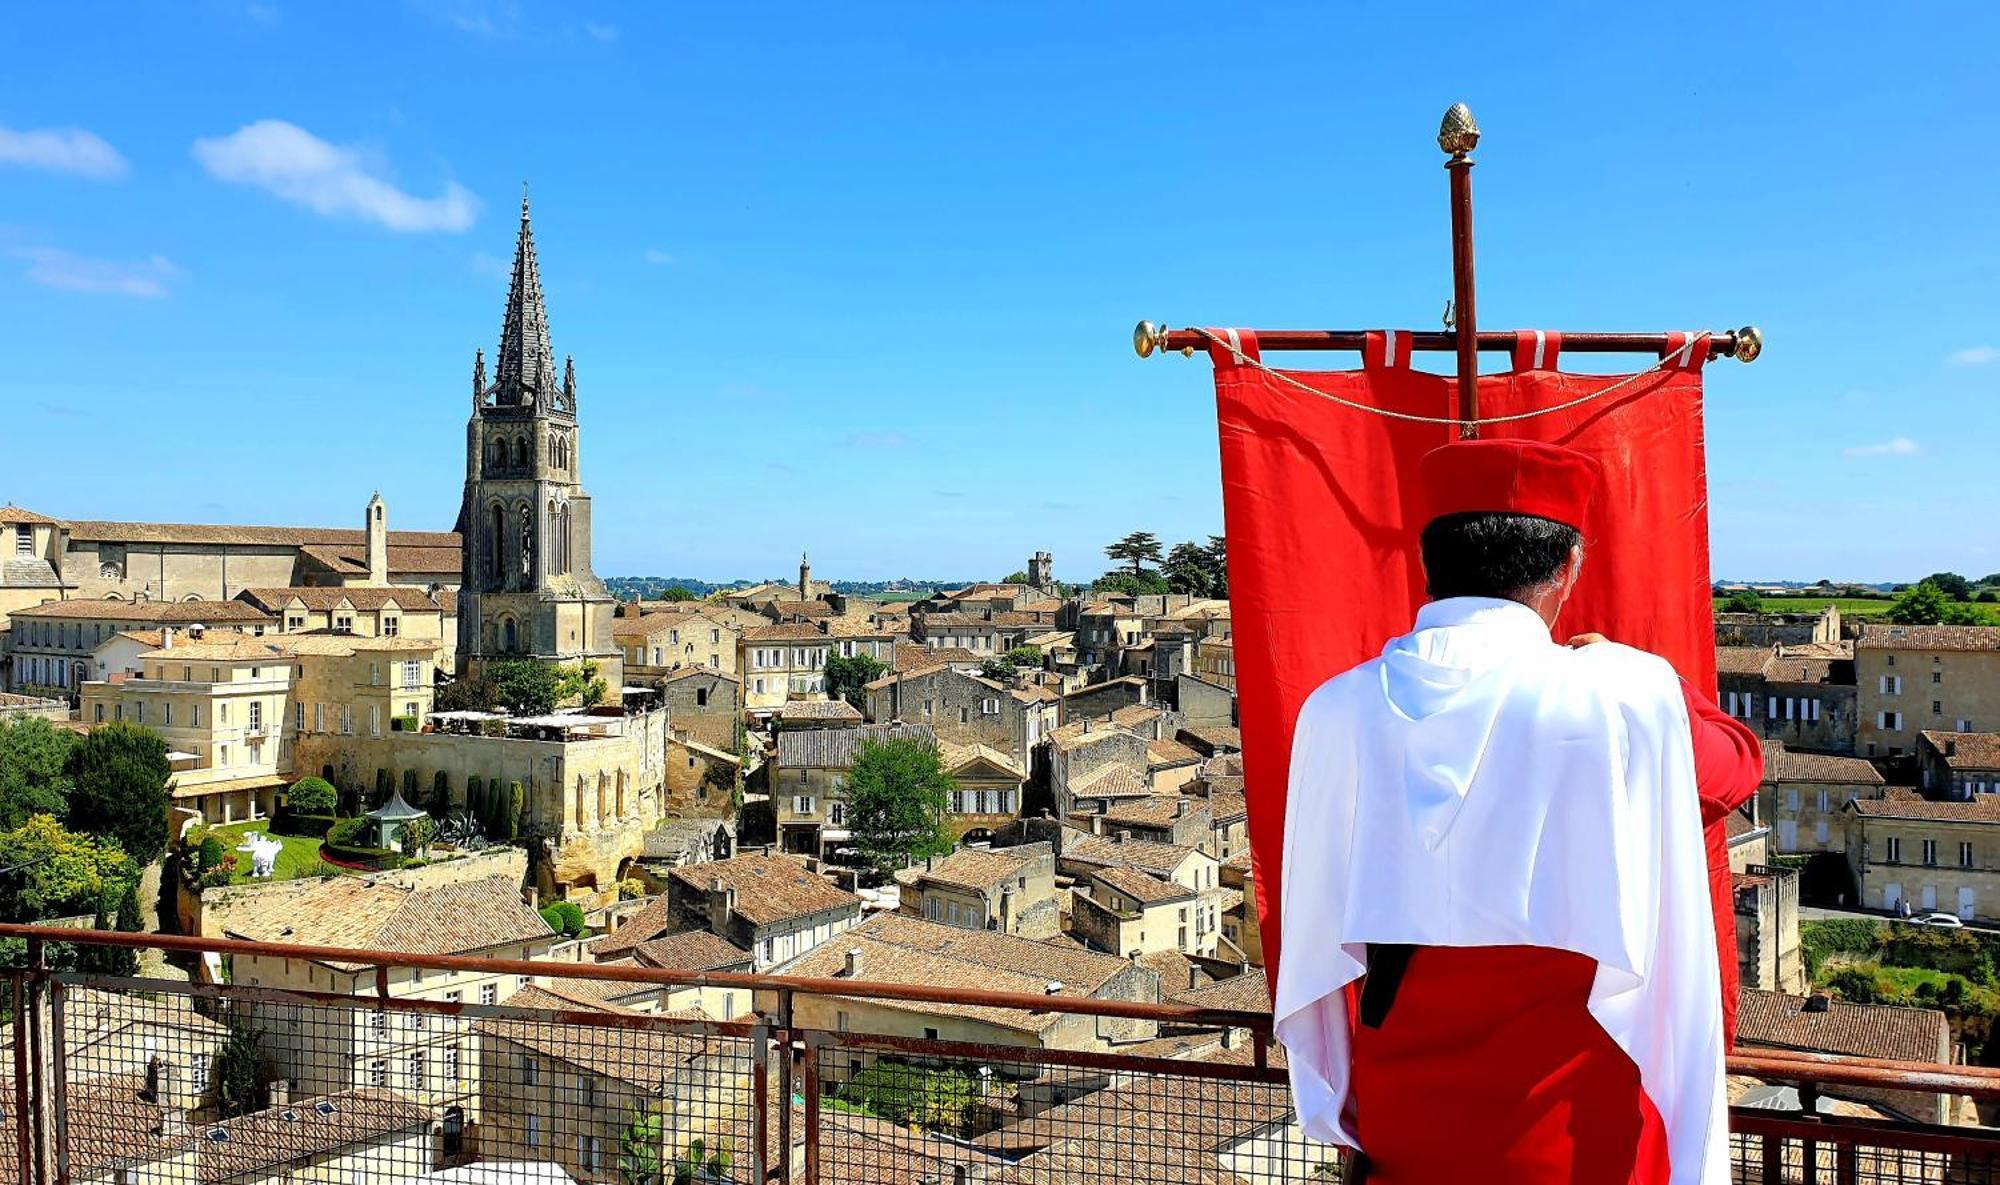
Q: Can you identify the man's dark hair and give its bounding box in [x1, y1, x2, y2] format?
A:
[1420, 512, 1582, 601]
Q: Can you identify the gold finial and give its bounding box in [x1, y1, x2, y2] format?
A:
[1134, 320, 1161, 358]
[1734, 325, 1764, 363]
[1438, 103, 1481, 157]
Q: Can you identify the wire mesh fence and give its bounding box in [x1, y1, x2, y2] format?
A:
[4, 936, 2000, 1185]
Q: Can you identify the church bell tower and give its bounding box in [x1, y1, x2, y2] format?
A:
[455, 195, 622, 689]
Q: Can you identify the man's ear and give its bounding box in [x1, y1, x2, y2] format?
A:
[1561, 543, 1586, 595]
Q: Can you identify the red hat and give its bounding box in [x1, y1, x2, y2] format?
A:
[1418, 438, 1604, 534]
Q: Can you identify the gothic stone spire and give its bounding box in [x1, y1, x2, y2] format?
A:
[493, 191, 555, 406]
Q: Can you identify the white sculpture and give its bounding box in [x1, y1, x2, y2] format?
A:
[234, 833, 283, 879]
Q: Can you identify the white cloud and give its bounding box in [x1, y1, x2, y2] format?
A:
[192, 120, 478, 232]
[410, 0, 522, 36]
[642, 248, 674, 266]
[0, 123, 128, 179]
[584, 20, 618, 41]
[12, 247, 176, 298]
[1948, 346, 1998, 367]
[1843, 437, 1921, 458]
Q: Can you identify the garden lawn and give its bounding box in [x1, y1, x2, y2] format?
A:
[1713, 596, 1895, 618]
[208, 820, 336, 884]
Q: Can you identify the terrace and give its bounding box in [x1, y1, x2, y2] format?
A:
[3, 923, 1999, 1184]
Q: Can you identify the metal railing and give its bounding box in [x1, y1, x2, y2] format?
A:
[3, 923, 2000, 1184]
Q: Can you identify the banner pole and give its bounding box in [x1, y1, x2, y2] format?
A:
[1440, 103, 1482, 439]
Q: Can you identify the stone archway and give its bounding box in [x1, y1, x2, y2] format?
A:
[1799, 851, 1859, 907]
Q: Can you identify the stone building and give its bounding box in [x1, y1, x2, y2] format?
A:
[658, 666, 740, 751]
[453, 197, 621, 691]
[237, 583, 456, 670]
[739, 622, 832, 715]
[4, 597, 273, 697]
[1071, 865, 1223, 960]
[1918, 730, 2000, 798]
[1735, 989, 1952, 1123]
[770, 723, 934, 856]
[664, 733, 740, 815]
[1855, 623, 2000, 758]
[896, 842, 1058, 937]
[1067, 794, 1212, 850]
[665, 852, 862, 969]
[1716, 642, 1858, 754]
[938, 741, 1029, 839]
[863, 663, 1058, 769]
[4, 494, 460, 612]
[1758, 741, 1885, 859]
[1713, 604, 1842, 648]
[1844, 789, 2000, 920]
[1733, 863, 1806, 994]
[613, 607, 738, 680]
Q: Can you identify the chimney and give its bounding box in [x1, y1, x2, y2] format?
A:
[1174, 800, 1188, 819]
[1948, 740, 1959, 757]
[525, 885, 539, 910]
[953, 1166, 986, 1185]
[267, 1079, 291, 1109]
[162, 627, 175, 650]
[710, 876, 724, 893]
[1188, 967, 1200, 990]
[843, 948, 863, 978]
[365, 492, 389, 586]
[1114, 830, 1129, 844]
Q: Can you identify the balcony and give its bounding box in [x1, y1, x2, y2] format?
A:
[2, 923, 1999, 1184]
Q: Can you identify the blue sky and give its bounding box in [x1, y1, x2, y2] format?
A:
[4, 3, 1996, 584]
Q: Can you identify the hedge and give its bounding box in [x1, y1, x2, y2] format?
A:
[272, 812, 339, 839]
[321, 841, 403, 871]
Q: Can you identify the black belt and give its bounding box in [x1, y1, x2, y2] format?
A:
[1358, 943, 1417, 1029]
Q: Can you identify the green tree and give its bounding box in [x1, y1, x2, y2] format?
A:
[1091, 570, 1170, 597]
[672, 1137, 730, 1185]
[213, 1021, 267, 1118]
[557, 660, 608, 709]
[0, 715, 76, 829]
[825, 653, 888, 709]
[288, 776, 337, 815]
[505, 781, 524, 842]
[401, 769, 419, 799]
[77, 877, 141, 976]
[846, 737, 954, 873]
[1104, 531, 1163, 578]
[399, 816, 436, 858]
[1922, 572, 1974, 601]
[64, 722, 171, 864]
[1001, 571, 1029, 585]
[429, 770, 452, 817]
[1826, 966, 1882, 1004]
[465, 776, 485, 826]
[658, 586, 697, 603]
[490, 659, 564, 715]
[434, 674, 498, 713]
[1204, 535, 1229, 598]
[1163, 540, 1217, 597]
[539, 901, 585, 937]
[0, 815, 133, 923]
[1721, 591, 1762, 614]
[1888, 581, 1951, 625]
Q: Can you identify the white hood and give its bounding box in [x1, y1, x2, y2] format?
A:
[1274, 596, 1726, 1185]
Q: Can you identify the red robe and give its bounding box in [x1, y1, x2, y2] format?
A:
[1348, 681, 1761, 1185]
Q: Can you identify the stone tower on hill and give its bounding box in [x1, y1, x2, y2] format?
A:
[454, 195, 622, 689]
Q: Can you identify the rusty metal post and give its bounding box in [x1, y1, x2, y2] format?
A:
[49, 982, 67, 1185]
[12, 976, 32, 1185]
[776, 988, 795, 1185]
[801, 1032, 822, 1185]
[1439, 103, 1482, 438]
[750, 1022, 770, 1185]
[24, 938, 54, 1185]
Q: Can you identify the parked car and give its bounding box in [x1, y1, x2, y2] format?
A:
[1911, 912, 1965, 928]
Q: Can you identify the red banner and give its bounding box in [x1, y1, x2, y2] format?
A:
[1212, 330, 1715, 992]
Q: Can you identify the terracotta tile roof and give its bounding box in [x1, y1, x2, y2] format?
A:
[595, 894, 677, 958]
[779, 699, 862, 722]
[11, 598, 275, 623]
[779, 913, 1135, 1032]
[0, 1072, 186, 1184]
[660, 665, 738, 684]
[196, 1087, 431, 1185]
[56, 518, 458, 547]
[1178, 723, 1242, 752]
[1849, 791, 2000, 822]
[478, 987, 716, 1084]
[236, 586, 445, 614]
[1110, 702, 1165, 728]
[0, 504, 57, 525]
[1717, 646, 1776, 675]
[222, 874, 551, 965]
[139, 635, 295, 662]
[610, 609, 704, 640]
[939, 741, 1027, 779]
[975, 1074, 1296, 1178]
[1147, 737, 1203, 767]
[1857, 623, 2000, 653]
[1090, 865, 1191, 905]
[1064, 833, 1203, 879]
[630, 929, 753, 973]
[1069, 763, 1152, 798]
[296, 542, 462, 576]
[1079, 795, 1206, 831]
[893, 644, 980, 671]
[821, 617, 898, 638]
[1048, 719, 1140, 752]
[668, 854, 860, 927]
[1736, 989, 1948, 1063]
[769, 599, 833, 618]
[775, 723, 933, 770]
[740, 622, 828, 642]
[1171, 970, 1272, 1015]
[1919, 731, 2000, 770]
[1763, 740, 1884, 785]
[915, 843, 1048, 893]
